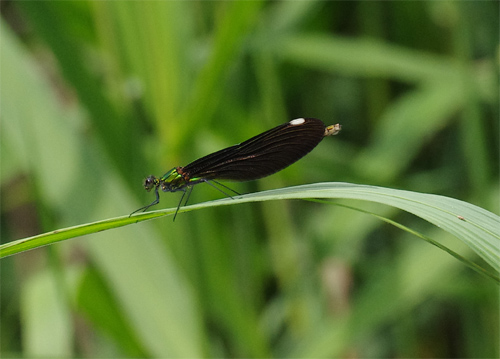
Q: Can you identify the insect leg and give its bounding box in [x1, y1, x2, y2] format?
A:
[173, 187, 191, 221]
[204, 180, 240, 199]
[130, 186, 160, 216]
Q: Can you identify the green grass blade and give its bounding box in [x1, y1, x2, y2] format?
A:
[309, 200, 499, 283]
[2, 183, 498, 277]
[0, 211, 171, 258]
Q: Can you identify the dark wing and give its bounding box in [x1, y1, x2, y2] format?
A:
[182, 118, 326, 181]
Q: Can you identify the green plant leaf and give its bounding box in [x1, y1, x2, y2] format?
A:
[2, 183, 498, 276]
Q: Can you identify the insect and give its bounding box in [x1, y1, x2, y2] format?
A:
[131, 118, 341, 219]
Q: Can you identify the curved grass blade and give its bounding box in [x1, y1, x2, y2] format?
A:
[309, 199, 499, 283]
[1, 183, 498, 278]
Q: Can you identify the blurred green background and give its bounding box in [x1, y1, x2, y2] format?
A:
[1, 1, 498, 357]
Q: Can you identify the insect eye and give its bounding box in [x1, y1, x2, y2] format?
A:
[143, 176, 157, 191]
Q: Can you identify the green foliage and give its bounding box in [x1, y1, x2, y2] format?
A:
[1, 1, 498, 358]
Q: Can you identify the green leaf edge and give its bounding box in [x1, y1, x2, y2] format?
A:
[308, 199, 499, 283]
[2, 183, 499, 277]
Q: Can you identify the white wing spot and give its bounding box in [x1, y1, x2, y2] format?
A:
[289, 118, 305, 126]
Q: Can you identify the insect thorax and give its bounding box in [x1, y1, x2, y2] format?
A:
[159, 167, 191, 192]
